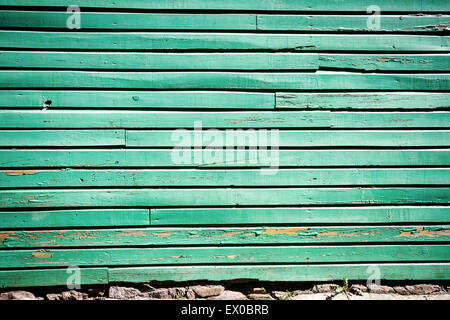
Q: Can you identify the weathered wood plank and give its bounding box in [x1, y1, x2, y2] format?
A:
[330, 112, 450, 128]
[127, 130, 450, 147]
[0, 188, 448, 208]
[0, 52, 319, 70]
[2, 11, 448, 32]
[2, 245, 448, 269]
[151, 206, 450, 225]
[1, 225, 449, 248]
[1, 31, 447, 51]
[0, 130, 125, 147]
[0, 111, 330, 128]
[1, 111, 449, 128]
[258, 15, 450, 32]
[0, 209, 149, 229]
[1, 0, 448, 12]
[108, 263, 450, 282]
[1, 149, 448, 167]
[319, 54, 450, 71]
[3, 71, 449, 90]
[2, 51, 449, 71]
[1, 169, 448, 187]
[276, 92, 450, 110]
[0, 11, 257, 30]
[0, 91, 275, 109]
[0, 268, 108, 288]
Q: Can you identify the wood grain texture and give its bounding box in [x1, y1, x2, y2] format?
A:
[1, 225, 449, 248]
[1, 168, 448, 187]
[108, 263, 450, 282]
[1, 149, 448, 167]
[0, 268, 108, 288]
[127, 130, 450, 147]
[0, 52, 318, 70]
[0, 90, 275, 109]
[1, 31, 447, 51]
[1, 111, 449, 128]
[258, 15, 450, 32]
[1, 0, 448, 12]
[0, 209, 150, 229]
[2, 52, 449, 71]
[0, 130, 125, 147]
[0, 11, 257, 30]
[0, 111, 330, 128]
[2, 71, 449, 90]
[151, 206, 450, 225]
[276, 92, 450, 110]
[1, 11, 448, 32]
[2, 245, 448, 268]
[0, 188, 448, 208]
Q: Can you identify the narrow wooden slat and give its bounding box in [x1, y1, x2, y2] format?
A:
[2, 11, 448, 32]
[1, 111, 449, 128]
[0, 268, 108, 288]
[1, 52, 448, 71]
[0, 209, 150, 229]
[1, 245, 448, 269]
[258, 15, 450, 32]
[0, 91, 275, 109]
[1, 168, 448, 187]
[127, 130, 450, 147]
[0, 188, 448, 208]
[0, 11, 257, 30]
[1, 0, 448, 12]
[1, 149, 448, 167]
[0, 130, 125, 147]
[319, 54, 450, 71]
[0, 52, 319, 70]
[0, 111, 330, 128]
[3, 71, 449, 90]
[276, 92, 450, 110]
[108, 263, 450, 282]
[330, 112, 450, 128]
[151, 206, 450, 225]
[1, 225, 449, 248]
[1, 31, 447, 51]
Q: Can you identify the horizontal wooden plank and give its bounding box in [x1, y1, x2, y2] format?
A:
[276, 92, 450, 110]
[1, 31, 447, 51]
[1, 111, 449, 128]
[1, 0, 448, 12]
[0, 91, 275, 109]
[0, 130, 125, 147]
[2, 225, 448, 248]
[1, 168, 448, 187]
[0, 209, 149, 229]
[1, 51, 449, 71]
[2, 11, 448, 32]
[0, 11, 257, 30]
[151, 206, 450, 225]
[330, 112, 450, 128]
[319, 54, 450, 71]
[0, 188, 448, 208]
[2, 245, 448, 269]
[3, 71, 449, 90]
[0, 111, 330, 128]
[0, 51, 318, 70]
[258, 15, 450, 32]
[1, 149, 448, 167]
[127, 130, 450, 147]
[0, 268, 108, 288]
[108, 263, 450, 282]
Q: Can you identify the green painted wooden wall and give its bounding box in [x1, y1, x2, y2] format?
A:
[0, 1, 449, 288]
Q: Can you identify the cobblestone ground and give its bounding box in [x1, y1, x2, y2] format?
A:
[1, 281, 449, 300]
